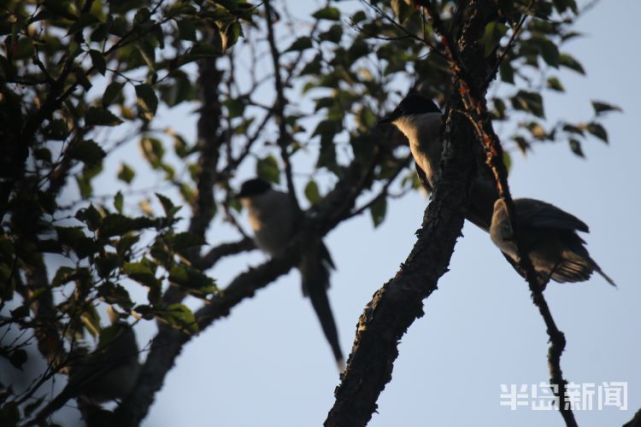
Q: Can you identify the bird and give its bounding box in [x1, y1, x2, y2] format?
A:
[237, 177, 345, 371]
[380, 91, 615, 287]
[25, 322, 141, 426]
[490, 198, 616, 286]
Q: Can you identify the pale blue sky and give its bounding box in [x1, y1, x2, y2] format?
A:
[105, 1, 641, 426]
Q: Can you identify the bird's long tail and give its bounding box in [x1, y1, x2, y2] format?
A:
[300, 244, 344, 371]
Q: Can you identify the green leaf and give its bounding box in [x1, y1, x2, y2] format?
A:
[116, 234, 140, 256]
[502, 151, 512, 173]
[161, 303, 198, 333]
[114, 191, 124, 213]
[97, 281, 133, 309]
[587, 122, 608, 143]
[499, 61, 514, 84]
[369, 196, 387, 228]
[285, 36, 312, 52]
[117, 163, 135, 184]
[69, 139, 106, 166]
[86, 107, 123, 126]
[89, 49, 106, 75]
[304, 180, 321, 205]
[536, 38, 560, 67]
[156, 193, 181, 217]
[312, 6, 340, 21]
[591, 101, 622, 116]
[569, 138, 584, 157]
[256, 155, 280, 184]
[546, 76, 564, 92]
[56, 228, 97, 259]
[511, 90, 545, 118]
[102, 81, 124, 106]
[75, 204, 102, 230]
[52, 266, 77, 287]
[140, 137, 165, 168]
[169, 264, 215, 291]
[96, 252, 120, 277]
[123, 261, 159, 287]
[559, 53, 585, 74]
[223, 97, 245, 118]
[135, 84, 158, 119]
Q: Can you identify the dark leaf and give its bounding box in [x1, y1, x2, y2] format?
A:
[117, 163, 135, 184]
[559, 53, 585, 74]
[591, 101, 622, 116]
[304, 180, 321, 205]
[85, 107, 123, 126]
[312, 6, 340, 21]
[135, 84, 158, 119]
[256, 155, 280, 184]
[569, 138, 584, 157]
[89, 49, 106, 75]
[114, 191, 124, 213]
[587, 122, 608, 143]
[285, 36, 312, 52]
[52, 266, 78, 287]
[69, 140, 106, 166]
[9, 349, 27, 370]
[102, 81, 124, 106]
[546, 76, 564, 92]
[369, 196, 387, 228]
[155, 303, 198, 333]
[123, 261, 159, 287]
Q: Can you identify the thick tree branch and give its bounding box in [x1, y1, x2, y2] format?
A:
[325, 102, 476, 427]
[424, 2, 578, 425]
[624, 409, 641, 427]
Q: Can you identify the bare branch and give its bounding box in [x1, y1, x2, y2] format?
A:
[264, 0, 299, 211]
[194, 237, 256, 270]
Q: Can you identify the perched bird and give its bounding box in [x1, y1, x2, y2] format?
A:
[237, 178, 345, 370]
[490, 198, 616, 286]
[26, 322, 141, 426]
[380, 91, 615, 286]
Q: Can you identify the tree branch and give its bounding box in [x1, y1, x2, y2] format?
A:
[194, 237, 256, 270]
[424, 2, 578, 425]
[325, 99, 476, 427]
[264, 0, 299, 211]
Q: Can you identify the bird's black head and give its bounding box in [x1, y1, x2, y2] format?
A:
[379, 92, 441, 124]
[237, 178, 272, 198]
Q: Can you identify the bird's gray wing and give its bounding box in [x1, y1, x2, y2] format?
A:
[514, 198, 589, 232]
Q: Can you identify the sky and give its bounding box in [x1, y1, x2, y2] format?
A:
[33, 1, 639, 426]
